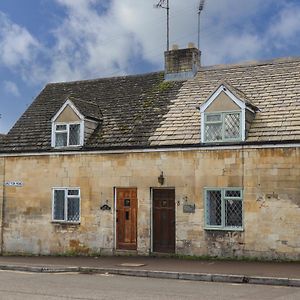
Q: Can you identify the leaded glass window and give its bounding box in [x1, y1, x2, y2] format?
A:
[54, 123, 82, 147]
[52, 188, 80, 223]
[205, 188, 243, 230]
[204, 112, 241, 142]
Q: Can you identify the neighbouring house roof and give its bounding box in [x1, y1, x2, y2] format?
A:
[1, 57, 300, 153]
[0, 134, 5, 144]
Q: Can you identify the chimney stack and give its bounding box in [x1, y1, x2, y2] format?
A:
[164, 43, 201, 81]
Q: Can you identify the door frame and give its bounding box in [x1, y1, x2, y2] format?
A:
[150, 187, 176, 253]
[114, 187, 138, 251]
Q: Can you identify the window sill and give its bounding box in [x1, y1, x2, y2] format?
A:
[204, 227, 244, 232]
[51, 221, 80, 225]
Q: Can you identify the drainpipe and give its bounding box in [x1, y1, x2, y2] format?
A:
[0, 157, 5, 254]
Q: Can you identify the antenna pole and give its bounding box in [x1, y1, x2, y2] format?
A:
[155, 0, 170, 51]
[197, 0, 205, 50]
[167, 0, 169, 51]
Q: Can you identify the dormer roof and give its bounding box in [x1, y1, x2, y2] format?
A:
[200, 80, 258, 113]
[52, 97, 102, 123]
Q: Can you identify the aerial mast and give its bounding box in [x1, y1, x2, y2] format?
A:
[197, 0, 205, 50]
[155, 0, 170, 51]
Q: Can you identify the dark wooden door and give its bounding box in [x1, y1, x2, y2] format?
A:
[153, 189, 175, 253]
[116, 188, 137, 250]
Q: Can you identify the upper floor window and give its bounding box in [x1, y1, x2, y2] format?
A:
[205, 188, 243, 231]
[204, 111, 241, 142]
[200, 83, 257, 144]
[54, 123, 81, 147]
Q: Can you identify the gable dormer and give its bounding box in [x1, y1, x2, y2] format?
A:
[51, 98, 102, 148]
[200, 82, 257, 143]
[51, 99, 84, 148]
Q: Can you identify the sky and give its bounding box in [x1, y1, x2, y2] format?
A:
[1, 0, 300, 134]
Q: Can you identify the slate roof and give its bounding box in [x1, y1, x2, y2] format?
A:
[62, 97, 103, 121]
[1, 57, 300, 153]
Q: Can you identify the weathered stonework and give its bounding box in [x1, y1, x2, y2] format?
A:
[1, 146, 300, 259]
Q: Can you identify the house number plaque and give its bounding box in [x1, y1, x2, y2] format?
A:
[183, 203, 195, 213]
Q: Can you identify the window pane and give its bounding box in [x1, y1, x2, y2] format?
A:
[206, 114, 221, 122]
[206, 190, 222, 226]
[68, 189, 79, 196]
[55, 132, 67, 147]
[69, 124, 80, 145]
[56, 124, 67, 131]
[205, 123, 222, 141]
[54, 190, 65, 220]
[225, 190, 241, 198]
[225, 199, 242, 227]
[224, 113, 240, 139]
[67, 197, 80, 222]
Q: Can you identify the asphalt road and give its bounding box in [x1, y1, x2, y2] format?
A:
[0, 270, 299, 300]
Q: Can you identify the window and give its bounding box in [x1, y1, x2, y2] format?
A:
[54, 123, 81, 147]
[204, 111, 241, 142]
[205, 188, 243, 230]
[52, 188, 80, 223]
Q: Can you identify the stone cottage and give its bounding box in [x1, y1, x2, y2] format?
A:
[0, 46, 299, 259]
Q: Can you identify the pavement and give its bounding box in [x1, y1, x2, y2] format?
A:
[0, 255, 299, 287]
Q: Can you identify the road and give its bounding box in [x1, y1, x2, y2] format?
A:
[0, 270, 299, 300]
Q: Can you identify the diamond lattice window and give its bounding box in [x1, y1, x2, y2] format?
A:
[53, 188, 80, 223]
[204, 112, 241, 142]
[205, 188, 243, 230]
[54, 123, 81, 147]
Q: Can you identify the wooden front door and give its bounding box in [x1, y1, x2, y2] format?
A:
[116, 188, 137, 250]
[153, 188, 175, 253]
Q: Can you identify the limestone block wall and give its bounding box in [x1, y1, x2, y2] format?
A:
[1, 147, 300, 259]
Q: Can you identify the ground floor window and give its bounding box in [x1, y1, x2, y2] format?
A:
[204, 188, 243, 230]
[52, 188, 80, 223]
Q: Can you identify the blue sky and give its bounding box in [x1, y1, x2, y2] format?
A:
[1, 0, 300, 134]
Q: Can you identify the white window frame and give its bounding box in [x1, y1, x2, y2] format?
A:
[204, 188, 243, 231]
[53, 122, 84, 148]
[52, 187, 81, 223]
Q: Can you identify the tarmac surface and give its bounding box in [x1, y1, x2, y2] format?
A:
[0, 255, 299, 287]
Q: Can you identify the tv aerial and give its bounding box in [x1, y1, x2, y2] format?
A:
[197, 0, 205, 50]
[154, 0, 170, 51]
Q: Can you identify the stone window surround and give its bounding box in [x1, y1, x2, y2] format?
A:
[52, 187, 81, 224]
[204, 187, 244, 231]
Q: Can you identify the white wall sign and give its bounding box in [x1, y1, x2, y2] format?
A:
[5, 181, 23, 187]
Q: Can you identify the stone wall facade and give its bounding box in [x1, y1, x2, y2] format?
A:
[1, 146, 299, 259]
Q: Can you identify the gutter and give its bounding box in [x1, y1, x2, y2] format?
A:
[0, 139, 299, 157]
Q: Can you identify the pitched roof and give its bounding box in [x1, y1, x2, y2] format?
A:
[1, 57, 300, 152]
[0, 134, 5, 144]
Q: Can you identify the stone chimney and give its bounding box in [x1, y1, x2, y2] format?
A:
[164, 43, 201, 81]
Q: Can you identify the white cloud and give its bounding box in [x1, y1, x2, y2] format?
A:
[1, 0, 300, 86]
[3, 81, 20, 97]
[268, 3, 300, 48]
[0, 12, 40, 68]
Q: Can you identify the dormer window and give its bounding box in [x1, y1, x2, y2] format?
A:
[204, 111, 241, 142]
[54, 123, 81, 147]
[51, 98, 102, 149]
[200, 82, 257, 144]
[51, 99, 85, 148]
